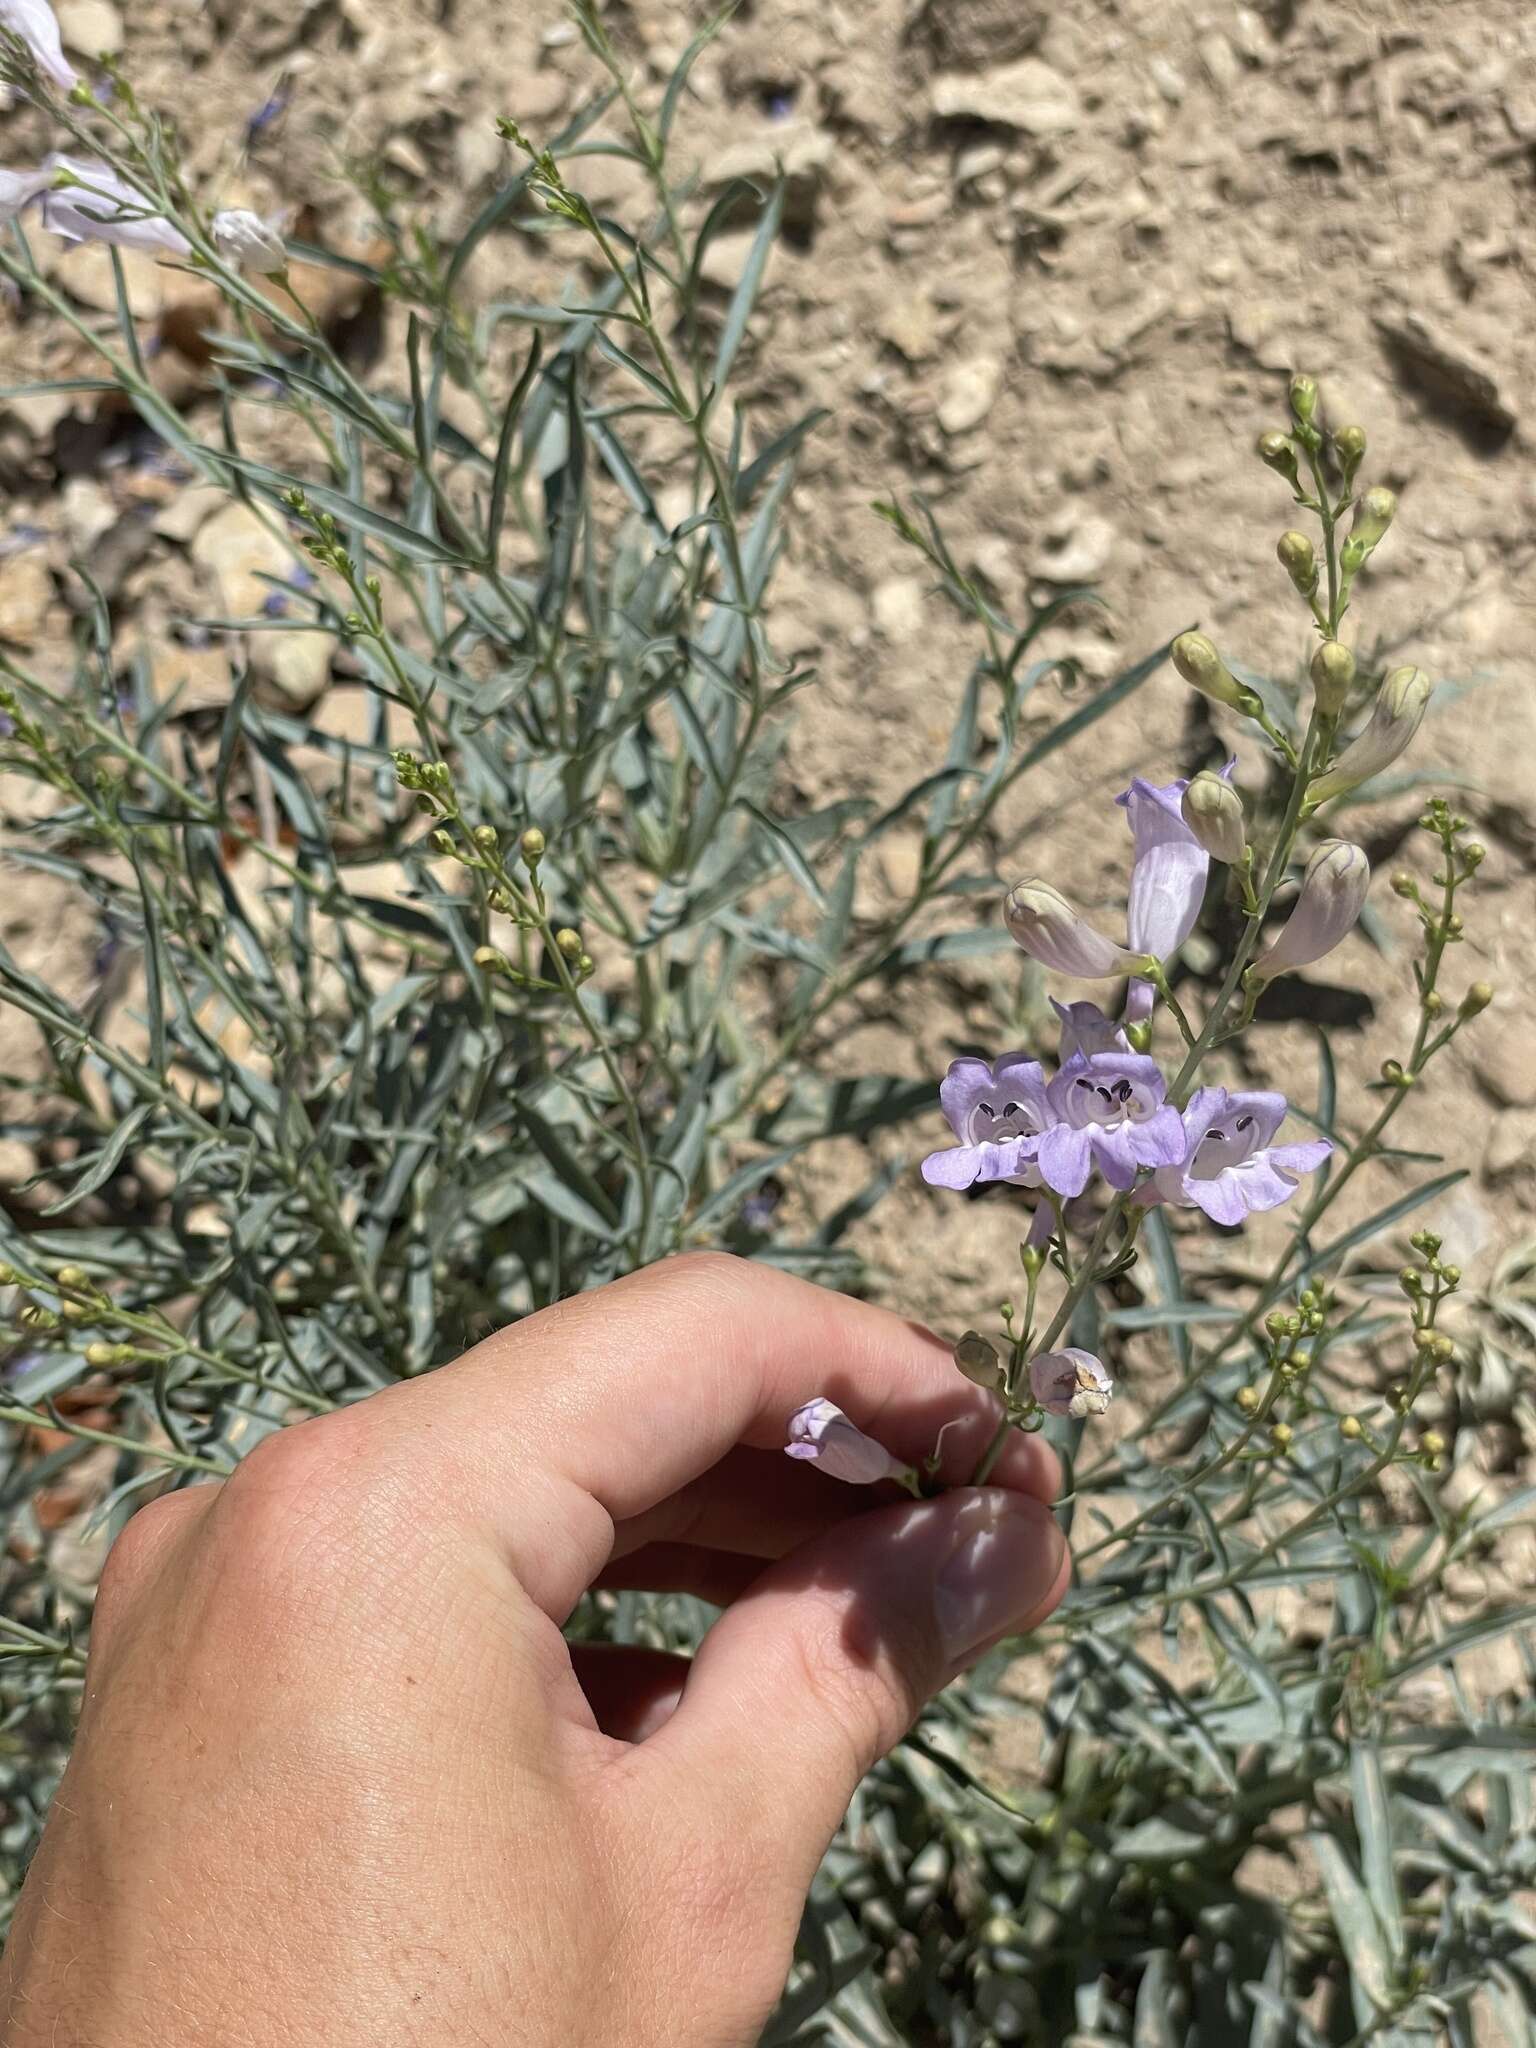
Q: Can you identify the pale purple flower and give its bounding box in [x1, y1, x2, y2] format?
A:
[1005, 879, 1149, 980]
[1253, 838, 1369, 982]
[922, 1053, 1053, 1191]
[211, 207, 287, 274]
[39, 155, 191, 257]
[0, 165, 51, 222]
[1117, 769, 1227, 1020]
[784, 1398, 909, 1486]
[1029, 1348, 1114, 1419]
[1051, 998, 1128, 1061]
[1036, 1050, 1187, 1197]
[0, 0, 76, 93]
[1141, 1087, 1332, 1226]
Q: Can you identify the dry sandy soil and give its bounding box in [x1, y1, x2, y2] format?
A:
[2, 0, 1534, 1459]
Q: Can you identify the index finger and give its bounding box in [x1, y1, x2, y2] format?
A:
[354, 1252, 1057, 1620]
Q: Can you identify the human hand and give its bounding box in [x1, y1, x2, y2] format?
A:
[1, 1254, 1068, 2046]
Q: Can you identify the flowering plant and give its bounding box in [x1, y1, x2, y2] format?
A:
[0, 9, 1529, 2042]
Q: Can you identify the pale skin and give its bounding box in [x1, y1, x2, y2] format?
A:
[0, 1253, 1069, 2046]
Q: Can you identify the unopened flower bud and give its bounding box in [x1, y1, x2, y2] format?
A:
[1420, 1430, 1446, 1458]
[577, 953, 594, 976]
[1269, 1422, 1294, 1450]
[1308, 666, 1432, 805]
[1310, 640, 1356, 718]
[473, 824, 499, 851]
[954, 1331, 1005, 1391]
[785, 1397, 911, 1486]
[1463, 841, 1486, 866]
[1459, 981, 1493, 1019]
[1253, 838, 1370, 982]
[1441, 1264, 1461, 1288]
[1029, 1348, 1114, 1420]
[1236, 1385, 1260, 1414]
[1277, 530, 1318, 596]
[472, 945, 505, 971]
[519, 826, 546, 863]
[54, 1265, 88, 1289]
[1432, 1334, 1455, 1362]
[83, 1340, 130, 1368]
[1257, 430, 1300, 486]
[1004, 879, 1148, 980]
[1340, 1414, 1362, 1439]
[555, 927, 583, 958]
[1413, 1327, 1436, 1353]
[1265, 1311, 1290, 1339]
[1382, 1059, 1411, 1088]
[1181, 770, 1246, 865]
[1333, 423, 1366, 482]
[1288, 373, 1318, 424]
[1170, 631, 1254, 712]
[1401, 1267, 1423, 1293]
[211, 208, 288, 275]
[431, 829, 455, 856]
[1391, 871, 1416, 897]
[1350, 486, 1397, 554]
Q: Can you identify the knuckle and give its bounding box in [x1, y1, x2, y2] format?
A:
[93, 1485, 207, 1625]
[211, 1411, 396, 1616]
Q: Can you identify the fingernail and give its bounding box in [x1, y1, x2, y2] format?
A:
[932, 1490, 1065, 1665]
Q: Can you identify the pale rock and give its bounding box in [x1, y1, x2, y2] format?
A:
[1474, 1015, 1536, 1109]
[153, 485, 228, 546]
[454, 120, 503, 191]
[260, 629, 337, 705]
[877, 290, 940, 362]
[871, 576, 926, 640]
[937, 353, 1003, 434]
[918, 0, 1046, 68]
[1481, 1111, 1533, 1182]
[57, 0, 124, 54]
[147, 636, 234, 713]
[1149, 57, 1185, 104]
[0, 552, 54, 646]
[60, 477, 115, 552]
[1031, 515, 1117, 583]
[2, 389, 78, 441]
[52, 241, 165, 319]
[931, 59, 1079, 138]
[704, 125, 833, 233]
[191, 501, 295, 616]
[1198, 33, 1241, 89]
[697, 228, 759, 291]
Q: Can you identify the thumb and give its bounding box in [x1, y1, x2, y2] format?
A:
[645, 1488, 1068, 1886]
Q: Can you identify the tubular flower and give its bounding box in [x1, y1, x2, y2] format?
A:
[0, 165, 51, 222]
[1253, 839, 1369, 981]
[39, 155, 191, 256]
[921, 1054, 1054, 1192]
[1117, 773, 1217, 1019]
[1307, 667, 1431, 806]
[1029, 1349, 1114, 1420]
[0, 0, 76, 93]
[784, 1399, 910, 1486]
[1140, 1088, 1332, 1226]
[1036, 1051, 1187, 1197]
[1005, 879, 1149, 980]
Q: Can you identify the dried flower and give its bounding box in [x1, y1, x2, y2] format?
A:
[1004, 880, 1148, 980]
[784, 1398, 909, 1486]
[1029, 1349, 1113, 1420]
[1307, 666, 1431, 805]
[1253, 839, 1370, 981]
[1139, 1087, 1332, 1225]
[1181, 770, 1246, 865]
[953, 1332, 1005, 1391]
[0, 0, 76, 93]
[921, 1054, 1053, 1192]
[39, 156, 191, 256]
[211, 208, 287, 274]
[1036, 1050, 1187, 1197]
